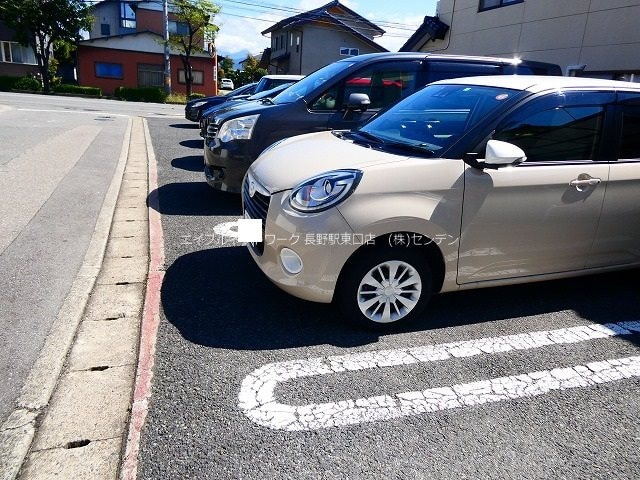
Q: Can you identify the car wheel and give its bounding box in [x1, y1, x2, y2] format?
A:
[337, 248, 432, 330]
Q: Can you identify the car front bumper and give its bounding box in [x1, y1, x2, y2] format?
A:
[244, 190, 360, 303]
[185, 106, 200, 122]
[204, 138, 254, 193]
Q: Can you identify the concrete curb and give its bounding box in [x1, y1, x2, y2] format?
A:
[0, 117, 133, 480]
[120, 118, 165, 480]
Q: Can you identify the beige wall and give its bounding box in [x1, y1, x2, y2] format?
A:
[425, 0, 640, 77]
[298, 26, 382, 74]
[269, 25, 384, 75]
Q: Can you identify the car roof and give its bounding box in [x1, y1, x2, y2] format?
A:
[262, 74, 305, 80]
[336, 51, 555, 66]
[432, 75, 640, 93]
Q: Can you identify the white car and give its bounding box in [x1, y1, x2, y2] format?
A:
[220, 78, 234, 90]
[243, 75, 640, 329]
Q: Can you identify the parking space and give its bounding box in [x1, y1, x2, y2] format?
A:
[139, 117, 640, 480]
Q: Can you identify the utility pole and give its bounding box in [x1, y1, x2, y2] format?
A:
[209, 40, 218, 96]
[163, 0, 171, 94]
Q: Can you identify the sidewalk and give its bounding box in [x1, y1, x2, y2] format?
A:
[0, 116, 155, 479]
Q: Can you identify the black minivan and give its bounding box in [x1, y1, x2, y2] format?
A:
[204, 52, 561, 192]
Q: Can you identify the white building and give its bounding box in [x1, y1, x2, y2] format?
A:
[402, 0, 640, 81]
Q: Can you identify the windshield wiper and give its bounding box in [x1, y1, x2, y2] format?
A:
[379, 140, 436, 157]
[352, 130, 384, 144]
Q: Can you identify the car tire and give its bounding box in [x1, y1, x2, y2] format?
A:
[336, 247, 432, 330]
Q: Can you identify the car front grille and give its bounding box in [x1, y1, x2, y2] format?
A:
[242, 174, 270, 256]
[206, 123, 219, 144]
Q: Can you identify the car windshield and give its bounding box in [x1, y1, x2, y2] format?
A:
[247, 83, 294, 101]
[272, 61, 355, 105]
[228, 83, 255, 97]
[357, 84, 523, 156]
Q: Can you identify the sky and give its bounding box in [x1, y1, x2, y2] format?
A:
[214, 0, 439, 61]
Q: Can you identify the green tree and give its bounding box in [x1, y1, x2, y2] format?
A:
[242, 54, 259, 72]
[169, 0, 220, 96]
[218, 55, 234, 79]
[0, 0, 92, 93]
[239, 54, 267, 83]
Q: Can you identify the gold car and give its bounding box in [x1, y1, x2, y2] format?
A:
[242, 76, 640, 329]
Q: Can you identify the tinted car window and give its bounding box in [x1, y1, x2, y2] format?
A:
[619, 93, 640, 160]
[424, 61, 503, 83]
[273, 61, 355, 105]
[493, 92, 614, 162]
[620, 107, 640, 160]
[311, 61, 421, 111]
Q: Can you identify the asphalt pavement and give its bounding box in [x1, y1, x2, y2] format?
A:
[138, 117, 640, 479]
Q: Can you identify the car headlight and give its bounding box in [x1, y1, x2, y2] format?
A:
[191, 100, 207, 109]
[289, 169, 362, 213]
[217, 114, 259, 142]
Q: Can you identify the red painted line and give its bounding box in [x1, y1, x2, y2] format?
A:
[121, 119, 165, 480]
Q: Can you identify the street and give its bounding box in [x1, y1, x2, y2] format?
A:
[138, 117, 640, 479]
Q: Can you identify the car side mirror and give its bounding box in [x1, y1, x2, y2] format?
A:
[345, 93, 371, 113]
[484, 140, 527, 166]
[465, 140, 527, 170]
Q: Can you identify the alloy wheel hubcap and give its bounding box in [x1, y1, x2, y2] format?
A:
[357, 260, 422, 323]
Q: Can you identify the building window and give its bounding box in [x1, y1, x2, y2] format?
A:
[340, 47, 359, 56]
[95, 62, 123, 79]
[178, 69, 204, 85]
[0, 41, 37, 64]
[138, 64, 163, 87]
[120, 2, 136, 29]
[479, 0, 523, 12]
[169, 21, 189, 36]
[100, 23, 110, 36]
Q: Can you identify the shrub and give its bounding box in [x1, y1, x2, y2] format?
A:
[114, 86, 167, 103]
[0, 76, 21, 91]
[188, 93, 205, 100]
[165, 93, 187, 104]
[53, 84, 102, 97]
[13, 76, 42, 92]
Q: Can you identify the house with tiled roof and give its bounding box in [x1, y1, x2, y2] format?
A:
[77, 0, 217, 95]
[261, 0, 387, 75]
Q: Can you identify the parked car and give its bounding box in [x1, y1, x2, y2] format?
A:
[199, 82, 299, 138]
[185, 82, 257, 122]
[205, 52, 562, 192]
[221, 78, 234, 90]
[251, 74, 304, 92]
[186, 75, 305, 123]
[242, 75, 640, 329]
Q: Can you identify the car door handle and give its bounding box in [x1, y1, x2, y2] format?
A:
[570, 174, 601, 191]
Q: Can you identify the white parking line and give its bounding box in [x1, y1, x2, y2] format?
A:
[239, 322, 640, 430]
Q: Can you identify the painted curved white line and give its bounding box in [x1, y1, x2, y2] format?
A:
[239, 322, 640, 431]
[213, 221, 239, 239]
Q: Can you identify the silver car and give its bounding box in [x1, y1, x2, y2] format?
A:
[242, 76, 640, 329]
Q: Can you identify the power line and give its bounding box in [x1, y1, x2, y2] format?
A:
[218, 10, 417, 38]
[217, 0, 423, 31]
[82, 0, 422, 40]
